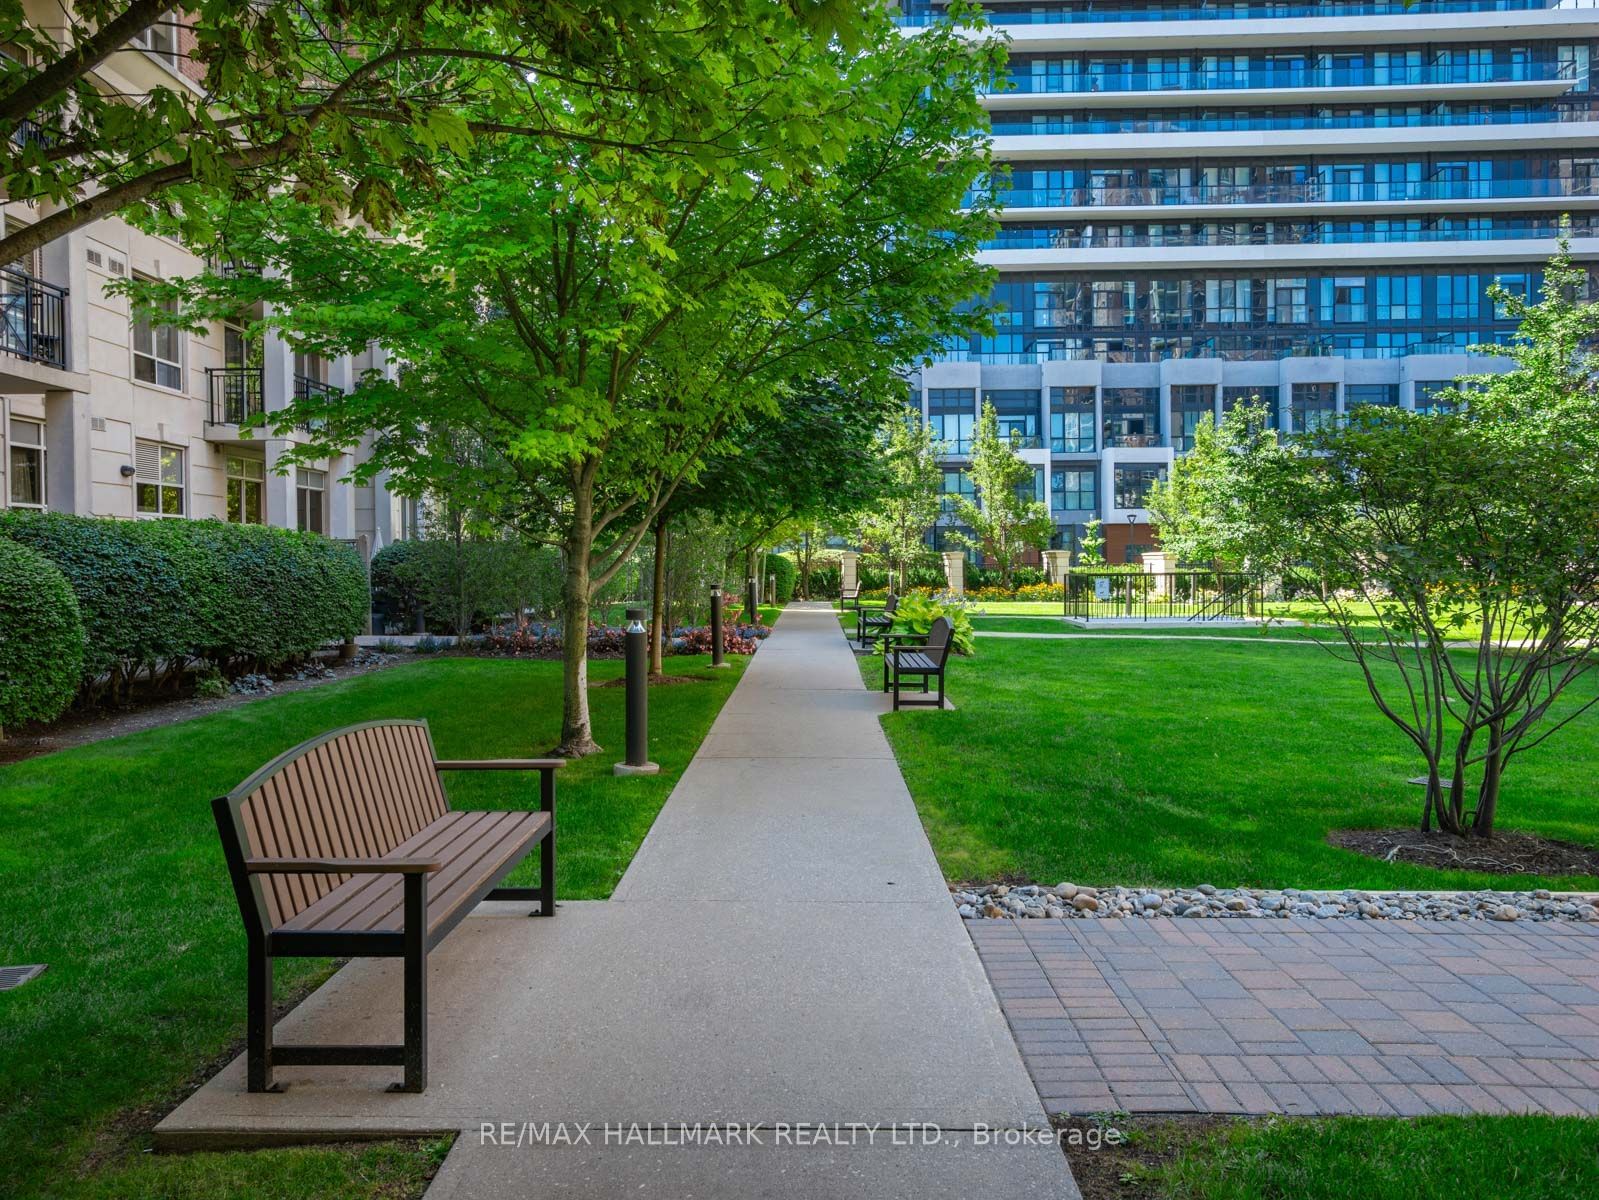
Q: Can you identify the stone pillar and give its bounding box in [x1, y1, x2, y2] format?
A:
[839, 550, 860, 594]
[1143, 549, 1177, 598]
[942, 550, 966, 596]
[1043, 549, 1073, 583]
[44, 389, 93, 515]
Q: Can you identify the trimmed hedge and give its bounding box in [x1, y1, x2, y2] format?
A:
[0, 537, 83, 733]
[763, 553, 797, 605]
[0, 512, 366, 700]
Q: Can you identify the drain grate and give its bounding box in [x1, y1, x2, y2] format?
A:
[0, 964, 47, 991]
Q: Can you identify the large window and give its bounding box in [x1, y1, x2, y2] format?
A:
[297, 468, 327, 533]
[1104, 387, 1160, 447]
[928, 388, 976, 454]
[1050, 386, 1096, 452]
[1051, 466, 1095, 511]
[1171, 384, 1215, 452]
[1222, 386, 1280, 430]
[1415, 380, 1460, 414]
[226, 456, 264, 524]
[941, 468, 975, 513]
[1345, 383, 1400, 408]
[132, 275, 183, 390]
[1016, 466, 1047, 506]
[1113, 464, 1166, 510]
[986, 389, 1043, 448]
[7, 417, 45, 508]
[134, 440, 185, 516]
[1290, 383, 1338, 433]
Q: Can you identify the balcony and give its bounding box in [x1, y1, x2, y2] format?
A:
[981, 216, 1592, 251]
[0, 269, 68, 370]
[900, 1, 1565, 27]
[207, 366, 265, 430]
[294, 374, 342, 402]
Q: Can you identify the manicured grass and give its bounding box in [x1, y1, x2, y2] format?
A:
[0, 654, 744, 1199]
[1128, 1115, 1599, 1200]
[873, 636, 1599, 891]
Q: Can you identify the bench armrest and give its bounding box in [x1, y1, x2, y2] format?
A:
[434, 759, 566, 772]
[245, 857, 441, 875]
[890, 641, 931, 657]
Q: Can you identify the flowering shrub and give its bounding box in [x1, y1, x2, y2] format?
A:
[476, 619, 769, 658]
[967, 582, 1065, 602]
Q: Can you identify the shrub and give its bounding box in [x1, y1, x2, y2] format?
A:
[0, 538, 84, 733]
[885, 592, 976, 656]
[806, 562, 841, 599]
[371, 540, 423, 626]
[0, 513, 366, 701]
[763, 553, 797, 605]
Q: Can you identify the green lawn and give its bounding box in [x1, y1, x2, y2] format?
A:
[1117, 1115, 1599, 1200]
[873, 636, 1599, 891]
[0, 654, 745, 1199]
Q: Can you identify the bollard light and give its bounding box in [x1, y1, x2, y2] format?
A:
[710, 585, 728, 669]
[746, 576, 758, 621]
[614, 607, 660, 776]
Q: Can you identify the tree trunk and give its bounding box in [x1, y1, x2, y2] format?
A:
[799, 529, 812, 599]
[1474, 718, 1504, 837]
[556, 484, 601, 757]
[649, 513, 669, 677]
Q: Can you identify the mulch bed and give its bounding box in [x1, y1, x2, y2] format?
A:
[1330, 827, 1599, 878]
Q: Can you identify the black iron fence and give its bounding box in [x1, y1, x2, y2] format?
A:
[207, 366, 265, 425]
[1066, 571, 1260, 622]
[0, 268, 68, 368]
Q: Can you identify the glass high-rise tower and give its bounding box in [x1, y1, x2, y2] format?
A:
[905, 0, 1599, 564]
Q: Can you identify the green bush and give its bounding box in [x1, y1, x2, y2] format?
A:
[885, 592, 976, 657]
[0, 513, 366, 700]
[371, 539, 424, 623]
[763, 553, 797, 605]
[0, 537, 84, 733]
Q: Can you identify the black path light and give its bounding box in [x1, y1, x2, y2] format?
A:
[614, 608, 660, 777]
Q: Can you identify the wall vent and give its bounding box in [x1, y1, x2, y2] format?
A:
[91, 417, 107, 433]
[86, 248, 104, 268]
[108, 257, 126, 276]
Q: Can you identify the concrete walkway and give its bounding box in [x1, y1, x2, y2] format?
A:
[974, 915, 1599, 1118]
[158, 604, 1077, 1197]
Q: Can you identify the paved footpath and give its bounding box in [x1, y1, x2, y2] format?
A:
[159, 603, 1078, 1198]
[973, 915, 1599, 1118]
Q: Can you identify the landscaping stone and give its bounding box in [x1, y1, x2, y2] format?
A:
[952, 882, 1599, 923]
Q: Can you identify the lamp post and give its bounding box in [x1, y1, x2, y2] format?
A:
[613, 608, 660, 776]
[1126, 513, 1139, 616]
[709, 585, 729, 669]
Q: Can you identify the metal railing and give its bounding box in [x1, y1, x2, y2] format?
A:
[899, 1, 1577, 27]
[982, 176, 1599, 211]
[998, 61, 1575, 95]
[0, 268, 68, 369]
[207, 366, 265, 425]
[294, 373, 343, 402]
[981, 218, 1596, 251]
[1066, 570, 1260, 621]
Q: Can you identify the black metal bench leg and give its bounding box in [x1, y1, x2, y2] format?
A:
[394, 873, 428, 1093]
[538, 770, 556, 917]
[246, 939, 282, 1093]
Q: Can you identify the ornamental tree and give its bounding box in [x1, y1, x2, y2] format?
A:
[151, 11, 1000, 755]
[1152, 244, 1599, 837]
[949, 401, 1054, 590]
[0, 0, 882, 265]
[856, 411, 947, 593]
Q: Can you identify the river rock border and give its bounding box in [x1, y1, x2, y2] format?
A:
[954, 882, 1599, 923]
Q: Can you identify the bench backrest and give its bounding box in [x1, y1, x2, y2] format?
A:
[884, 593, 900, 614]
[840, 584, 860, 600]
[212, 720, 450, 932]
[925, 617, 953, 667]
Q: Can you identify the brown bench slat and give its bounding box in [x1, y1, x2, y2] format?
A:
[895, 652, 938, 672]
[278, 810, 550, 939]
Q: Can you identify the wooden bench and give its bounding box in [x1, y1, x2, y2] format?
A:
[211, 719, 560, 1094]
[887, 616, 953, 710]
[839, 584, 862, 611]
[856, 593, 899, 646]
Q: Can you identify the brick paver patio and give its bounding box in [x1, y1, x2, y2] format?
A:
[971, 916, 1599, 1117]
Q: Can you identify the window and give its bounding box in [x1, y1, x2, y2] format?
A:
[1171, 384, 1215, 453]
[1345, 384, 1400, 408]
[297, 468, 327, 533]
[1321, 276, 1368, 323]
[928, 389, 976, 454]
[132, 276, 183, 389]
[7, 417, 45, 508]
[941, 468, 975, 513]
[1050, 387, 1095, 453]
[1376, 275, 1422, 322]
[1113, 464, 1166, 510]
[1222, 386, 1279, 429]
[1415, 381, 1459, 415]
[1103, 388, 1160, 448]
[1290, 383, 1338, 434]
[135, 440, 184, 516]
[1051, 467, 1095, 511]
[1015, 466, 1046, 506]
[132, 22, 178, 65]
[985, 389, 1042, 448]
[226, 456, 264, 525]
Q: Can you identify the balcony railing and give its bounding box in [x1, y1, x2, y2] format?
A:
[207, 366, 265, 425]
[0, 269, 68, 369]
[998, 61, 1575, 95]
[900, 1, 1571, 27]
[981, 218, 1596, 251]
[294, 374, 343, 401]
[987, 176, 1599, 210]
